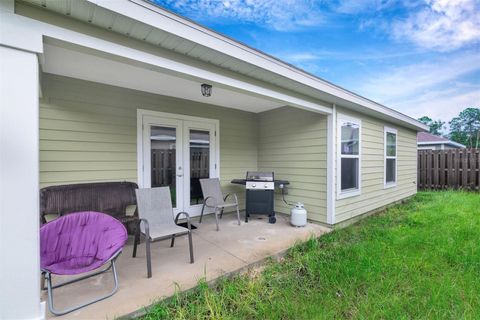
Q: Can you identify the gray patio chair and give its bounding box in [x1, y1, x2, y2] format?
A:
[199, 178, 241, 231]
[133, 187, 194, 278]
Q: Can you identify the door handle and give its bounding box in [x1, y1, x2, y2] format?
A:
[177, 174, 183, 177]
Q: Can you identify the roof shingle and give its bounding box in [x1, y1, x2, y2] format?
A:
[417, 132, 450, 143]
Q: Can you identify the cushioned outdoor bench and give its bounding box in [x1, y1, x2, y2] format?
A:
[40, 181, 139, 233]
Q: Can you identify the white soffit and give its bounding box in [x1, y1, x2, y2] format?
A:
[42, 43, 285, 113]
[20, 0, 427, 130]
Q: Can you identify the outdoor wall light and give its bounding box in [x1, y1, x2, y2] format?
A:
[201, 83, 212, 97]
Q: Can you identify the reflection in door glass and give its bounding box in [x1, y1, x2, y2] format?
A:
[150, 126, 176, 206]
[190, 130, 210, 205]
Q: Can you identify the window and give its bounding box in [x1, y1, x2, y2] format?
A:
[337, 115, 361, 199]
[384, 127, 397, 188]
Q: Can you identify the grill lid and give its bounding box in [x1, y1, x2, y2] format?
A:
[246, 171, 274, 182]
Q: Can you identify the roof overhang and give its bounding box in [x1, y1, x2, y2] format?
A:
[97, 0, 427, 131]
[16, 0, 428, 130]
[9, 2, 332, 114]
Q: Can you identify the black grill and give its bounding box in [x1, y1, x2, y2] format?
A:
[245, 171, 276, 224]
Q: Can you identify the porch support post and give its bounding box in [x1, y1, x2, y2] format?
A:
[0, 45, 44, 319]
[326, 104, 336, 225]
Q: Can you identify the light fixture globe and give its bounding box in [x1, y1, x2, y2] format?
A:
[201, 83, 212, 97]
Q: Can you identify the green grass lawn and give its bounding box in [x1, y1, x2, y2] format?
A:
[143, 191, 480, 319]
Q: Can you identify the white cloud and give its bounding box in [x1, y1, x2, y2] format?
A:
[335, 0, 399, 14]
[280, 52, 322, 63]
[395, 84, 480, 121]
[159, 0, 480, 122]
[274, 52, 328, 74]
[354, 51, 480, 121]
[358, 51, 480, 102]
[158, 0, 323, 31]
[392, 0, 480, 51]
[278, 48, 422, 64]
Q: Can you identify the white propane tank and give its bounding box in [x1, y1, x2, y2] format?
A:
[290, 202, 307, 227]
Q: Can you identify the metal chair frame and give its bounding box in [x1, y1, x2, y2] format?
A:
[199, 193, 241, 231]
[42, 251, 122, 316]
[132, 212, 194, 278]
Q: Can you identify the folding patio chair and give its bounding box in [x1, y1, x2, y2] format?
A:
[199, 178, 241, 231]
[133, 187, 194, 278]
[40, 211, 127, 316]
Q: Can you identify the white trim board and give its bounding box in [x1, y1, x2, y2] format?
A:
[0, 45, 43, 320]
[384, 126, 398, 189]
[326, 104, 336, 224]
[336, 113, 362, 200]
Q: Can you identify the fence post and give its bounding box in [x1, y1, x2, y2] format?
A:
[447, 150, 453, 188]
[462, 149, 468, 188]
[422, 150, 427, 189]
[417, 151, 422, 189]
[433, 150, 439, 189]
[469, 149, 476, 190]
[426, 149, 432, 189]
[439, 150, 445, 189]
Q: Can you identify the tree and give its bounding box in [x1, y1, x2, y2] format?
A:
[418, 116, 445, 135]
[449, 108, 480, 148]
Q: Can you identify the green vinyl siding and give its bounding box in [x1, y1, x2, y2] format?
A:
[26, 0, 420, 225]
[40, 76, 328, 222]
[39, 74, 258, 208]
[39, 75, 418, 225]
[335, 107, 418, 223]
[258, 107, 328, 223]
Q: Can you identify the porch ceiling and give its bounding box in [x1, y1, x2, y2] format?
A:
[41, 42, 286, 113]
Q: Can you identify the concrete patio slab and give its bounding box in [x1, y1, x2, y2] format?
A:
[42, 213, 330, 319]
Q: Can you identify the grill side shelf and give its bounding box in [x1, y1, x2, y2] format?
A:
[230, 179, 290, 186]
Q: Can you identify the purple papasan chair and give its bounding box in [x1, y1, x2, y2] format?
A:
[40, 211, 128, 316]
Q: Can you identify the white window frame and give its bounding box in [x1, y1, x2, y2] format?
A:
[384, 126, 398, 189]
[337, 114, 362, 199]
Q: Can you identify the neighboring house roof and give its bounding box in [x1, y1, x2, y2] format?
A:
[19, 0, 428, 131]
[417, 132, 466, 148]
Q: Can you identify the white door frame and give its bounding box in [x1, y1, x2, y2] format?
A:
[137, 109, 220, 213]
[142, 115, 184, 212]
[182, 120, 217, 215]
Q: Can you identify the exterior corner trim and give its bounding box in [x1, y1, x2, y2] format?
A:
[326, 104, 336, 224]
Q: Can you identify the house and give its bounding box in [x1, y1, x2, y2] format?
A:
[417, 132, 466, 150]
[0, 0, 428, 319]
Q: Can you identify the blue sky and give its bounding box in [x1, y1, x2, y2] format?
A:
[153, 0, 480, 123]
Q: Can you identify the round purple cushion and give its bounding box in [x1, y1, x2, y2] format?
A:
[40, 211, 128, 275]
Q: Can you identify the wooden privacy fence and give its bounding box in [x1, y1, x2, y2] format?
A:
[418, 149, 480, 191]
[190, 150, 209, 178]
[151, 149, 209, 187]
[151, 149, 176, 187]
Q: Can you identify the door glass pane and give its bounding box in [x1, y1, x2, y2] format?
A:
[189, 130, 210, 205]
[150, 126, 176, 206]
[386, 159, 396, 183]
[386, 132, 396, 156]
[341, 122, 359, 155]
[341, 158, 359, 191]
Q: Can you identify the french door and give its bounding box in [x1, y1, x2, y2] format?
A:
[139, 111, 218, 216]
